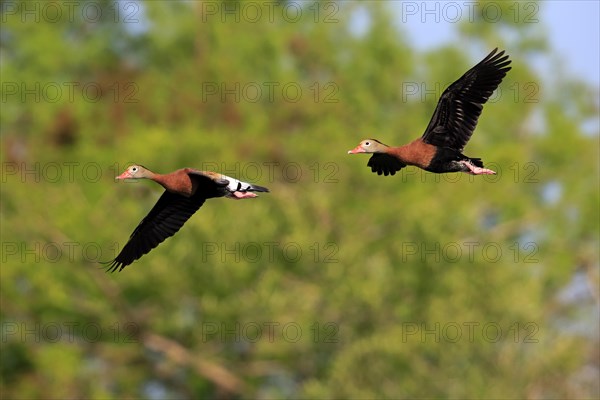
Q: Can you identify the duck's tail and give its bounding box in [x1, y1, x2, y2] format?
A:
[221, 176, 269, 199]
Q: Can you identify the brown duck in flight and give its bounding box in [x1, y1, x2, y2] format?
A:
[348, 48, 511, 176]
[104, 165, 269, 272]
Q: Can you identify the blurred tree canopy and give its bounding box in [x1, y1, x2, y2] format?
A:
[1, 1, 598, 399]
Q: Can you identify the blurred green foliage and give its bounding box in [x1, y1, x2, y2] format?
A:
[1, 1, 598, 398]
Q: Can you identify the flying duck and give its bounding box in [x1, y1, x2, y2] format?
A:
[104, 165, 269, 272]
[348, 48, 511, 176]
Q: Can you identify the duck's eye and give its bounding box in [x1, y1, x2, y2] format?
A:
[132, 167, 138, 172]
[365, 141, 371, 146]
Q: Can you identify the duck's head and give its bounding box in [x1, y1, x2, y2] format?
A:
[116, 165, 152, 180]
[347, 139, 388, 154]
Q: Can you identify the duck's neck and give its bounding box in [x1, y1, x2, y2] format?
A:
[386, 144, 411, 163]
[148, 171, 168, 188]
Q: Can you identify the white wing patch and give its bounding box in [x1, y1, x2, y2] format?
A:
[221, 175, 252, 193]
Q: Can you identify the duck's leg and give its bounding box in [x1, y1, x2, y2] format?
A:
[230, 191, 258, 199]
[460, 160, 496, 175]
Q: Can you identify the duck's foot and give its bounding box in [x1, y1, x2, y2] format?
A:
[461, 161, 496, 175]
[231, 191, 258, 199]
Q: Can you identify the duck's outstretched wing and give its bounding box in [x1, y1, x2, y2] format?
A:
[421, 48, 511, 151]
[103, 190, 206, 272]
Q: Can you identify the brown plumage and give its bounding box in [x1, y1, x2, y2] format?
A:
[348, 48, 512, 176]
[104, 165, 269, 272]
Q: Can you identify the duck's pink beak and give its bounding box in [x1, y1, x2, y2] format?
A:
[348, 145, 365, 154]
[116, 171, 131, 180]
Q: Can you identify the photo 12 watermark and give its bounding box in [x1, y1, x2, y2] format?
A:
[399, 2, 539, 24]
[1, 81, 139, 104]
[200, 81, 339, 104]
[1, 241, 119, 264]
[2, 321, 140, 343]
[1, 1, 141, 24]
[199, 321, 339, 343]
[200, 241, 339, 264]
[199, 1, 339, 24]
[397, 162, 540, 184]
[400, 241, 540, 264]
[400, 321, 540, 343]
[401, 81, 539, 104]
